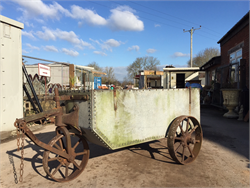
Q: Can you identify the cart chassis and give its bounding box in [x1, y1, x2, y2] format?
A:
[14, 87, 203, 182]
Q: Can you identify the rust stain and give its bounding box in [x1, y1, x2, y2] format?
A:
[113, 87, 117, 111]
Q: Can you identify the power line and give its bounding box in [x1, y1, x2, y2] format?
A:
[87, 0, 183, 30]
[85, 0, 219, 41]
[126, 0, 223, 36]
[109, 0, 221, 39]
[109, 0, 193, 29]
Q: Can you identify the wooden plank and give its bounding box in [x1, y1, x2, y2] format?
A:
[92, 70, 106, 75]
[144, 70, 155, 75]
[156, 71, 163, 75]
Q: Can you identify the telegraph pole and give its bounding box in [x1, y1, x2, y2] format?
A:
[183, 26, 201, 67]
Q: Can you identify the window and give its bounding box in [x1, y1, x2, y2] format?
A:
[212, 70, 215, 81]
[230, 48, 242, 64]
[229, 48, 242, 83]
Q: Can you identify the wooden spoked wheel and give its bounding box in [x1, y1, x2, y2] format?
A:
[43, 133, 89, 182]
[167, 116, 203, 164]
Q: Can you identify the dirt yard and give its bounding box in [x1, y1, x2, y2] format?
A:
[0, 106, 249, 187]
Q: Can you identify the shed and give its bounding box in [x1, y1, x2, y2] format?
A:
[163, 67, 200, 89]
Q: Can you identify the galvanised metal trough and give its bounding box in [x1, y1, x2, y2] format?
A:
[14, 87, 203, 182]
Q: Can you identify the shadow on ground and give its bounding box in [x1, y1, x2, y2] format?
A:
[6, 130, 175, 182]
[200, 105, 249, 162]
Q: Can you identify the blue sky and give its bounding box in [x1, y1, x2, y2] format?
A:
[0, 0, 249, 81]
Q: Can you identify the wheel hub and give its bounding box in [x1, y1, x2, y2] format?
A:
[180, 133, 192, 146]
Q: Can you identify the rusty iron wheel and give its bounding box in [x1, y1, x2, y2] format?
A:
[167, 116, 203, 165]
[43, 133, 89, 182]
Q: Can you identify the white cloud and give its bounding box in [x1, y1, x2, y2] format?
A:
[26, 43, 40, 50]
[104, 39, 121, 47]
[67, 5, 107, 26]
[12, 0, 68, 20]
[94, 51, 107, 56]
[56, 29, 81, 44]
[0, 5, 3, 13]
[44, 45, 58, 52]
[107, 6, 144, 31]
[12, 0, 144, 32]
[22, 31, 36, 40]
[89, 38, 101, 45]
[90, 38, 122, 52]
[35, 18, 45, 24]
[127, 45, 140, 52]
[171, 52, 189, 58]
[22, 49, 29, 54]
[81, 40, 95, 49]
[36, 27, 94, 49]
[147, 48, 156, 54]
[155, 24, 161, 27]
[62, 48, 79, 57]
[101, 39, 121, 52]
[36, 27, 56, 41]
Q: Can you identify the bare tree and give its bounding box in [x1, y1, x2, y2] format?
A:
[127, 56, 160, 80]
[187, 47, 220, 67]
[103, 66, 116, 85]
[121, 76, 133, 87]
[87, 61, 103, 71]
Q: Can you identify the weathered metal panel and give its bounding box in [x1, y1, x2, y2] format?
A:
[0, 16, 23, 132]
[91, 88, 200, 150]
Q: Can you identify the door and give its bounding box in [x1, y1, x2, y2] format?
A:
[176, 74, 185, 88]
[94, 77, 102, 89]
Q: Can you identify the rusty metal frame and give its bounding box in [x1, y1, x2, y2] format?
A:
[14, 88, 89, 160]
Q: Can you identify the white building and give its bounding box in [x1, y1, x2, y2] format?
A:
[163, 67, 201, 89]
[23, 56, 106, 90]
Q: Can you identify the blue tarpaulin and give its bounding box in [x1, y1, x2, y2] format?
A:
[185, 82, 202, 90]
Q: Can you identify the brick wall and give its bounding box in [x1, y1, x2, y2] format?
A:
[220, 24, 249, 88]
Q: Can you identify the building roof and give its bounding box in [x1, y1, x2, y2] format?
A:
[0, 15, 24, 29]
[200, 56, 221, 71]
[163, 67, 199, 72]
[217, 11, 249, 46]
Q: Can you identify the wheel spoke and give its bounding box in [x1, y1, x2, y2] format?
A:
[65, 163, 69, 178]
[186, 118, 190, 133]
[175, 137, 182, 141]
[73, 160, 81, 170]
[181, 146, 185, 162]
[54, 143, 61, 150]
[190, 125, 198, 134]
[48, 157, 60, 162]
[59, 138, 64, 150]
[178, 124, 185, 134]
[175, 143, 182, 153]
[174, 137, 182, 142]
[76, 150, 88, 156]
[187, 145, 194, 158]
[52, 163, 63, 176]
[73, 139, 81, 150]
